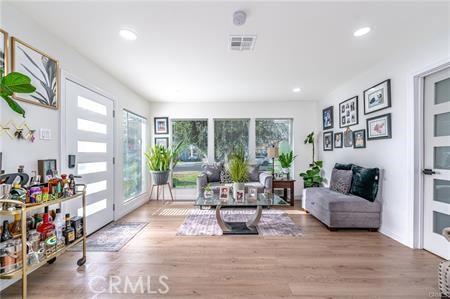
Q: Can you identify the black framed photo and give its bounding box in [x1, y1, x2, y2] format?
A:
[322, 106, 334, 130]
[343, 128, 353, 147]
[367, 113, 392, 140]
[339, 96, 358, 128]
[364, 79, 391, 115]
[353, 129, 366, 148]
[155, 137, 169, 148]
[323, 131, 333, 151]
[154, 117, 169, 134]
[334, 132, 343, 148]
[38, 159, 57, 183]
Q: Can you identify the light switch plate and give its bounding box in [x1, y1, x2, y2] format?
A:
[40, 128, 52, 140]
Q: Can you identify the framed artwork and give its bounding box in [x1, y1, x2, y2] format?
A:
[364, 79, 391, 115]
[344, 127, 353, 147]
[353, 129, 366, 148]
[322, 106, 334, 129]
[339, 96, 358, 128]
[155, 137, 169, 148]
[0, 28, 8, 75]
[367, 113, 392, 140]
[236, 190, 245, 203]
[248, 187, 257, 200]
[37, 159, 57, 183]
[154, 117, 169, 134]
[334, 132, 343, 148]
[11, 37, 59, 109]
[323, 131, 333, 151]
[219, 186, 230, 201]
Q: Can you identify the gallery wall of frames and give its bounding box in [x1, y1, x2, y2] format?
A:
[321, 79, 392, 151]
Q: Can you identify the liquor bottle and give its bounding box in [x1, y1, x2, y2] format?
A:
[37, 212, 55, 241]
[10, 214, 21, 238]
[1, 220, 13, 242]
[64, 213, 75, 245]
[53, 208, 65, 245]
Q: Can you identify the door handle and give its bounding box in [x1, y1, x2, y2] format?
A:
[422, 169, 436, 175]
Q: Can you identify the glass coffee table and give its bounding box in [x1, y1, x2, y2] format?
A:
[195, 193, 288, 235]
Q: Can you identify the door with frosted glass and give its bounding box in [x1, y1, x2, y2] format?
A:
[64, 79, 114, 234]
[424, 67, 450, 259]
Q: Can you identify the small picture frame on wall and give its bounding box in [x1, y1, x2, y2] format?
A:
[323, 131, 333, 151]
[322, 106, 334, 130]
[353, 129, 366, 148]
[343, 127, 353, 147]
[367, 113, 392, 140]
[12, 37, 59, 110]
[364, 79, 391, 115]
[155, 137, 169, 149]
[0, 28, 9, 75]
[154, 117, 169, 134]
[339, 96, 358, 128]
[334, 132, 343, 148]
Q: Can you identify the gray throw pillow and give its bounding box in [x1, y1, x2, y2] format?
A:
[329, 168, 353, 194]
[248, 164, 260, 182]
[220, 169, 232, 184]
[202, 162, 223, 182]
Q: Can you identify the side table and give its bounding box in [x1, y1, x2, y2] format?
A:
[273, 179, 295, 206]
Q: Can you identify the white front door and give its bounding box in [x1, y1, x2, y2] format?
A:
[423, 67, 450, 259]
[64, 79, 115, 234]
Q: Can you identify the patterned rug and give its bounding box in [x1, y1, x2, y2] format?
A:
[176, 209, 302, 236]
[68, 222, 148, 252]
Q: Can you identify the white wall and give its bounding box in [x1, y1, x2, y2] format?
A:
[317, 33, 448, 247]
[149, 101, 319, 199]
[0, 3, 151, 220]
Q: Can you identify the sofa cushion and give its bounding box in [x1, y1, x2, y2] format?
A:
[306, 187, 381, 213]
[248, 164, 260, 182]
[202, 162, 223, 182]
[329, 169, 353, 194]
[350, 165, 379, 202]
[334, 163, 353, 170]
[220, 169, 232, 184]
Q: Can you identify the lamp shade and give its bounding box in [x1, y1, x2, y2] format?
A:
[267, 146, 279, 159]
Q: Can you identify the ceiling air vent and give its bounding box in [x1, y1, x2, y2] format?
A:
[229, 35, 256, 51]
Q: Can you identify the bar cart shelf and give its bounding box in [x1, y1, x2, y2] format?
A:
[0, 186, 87, 298]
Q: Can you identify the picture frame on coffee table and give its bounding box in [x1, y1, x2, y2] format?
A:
[334, 132, 343, 148]
[323, 131, 333, 151]
[353, 129, 366, 149]
[339, 96, 358, 128]
[367, 113, 392, 140]
[219, 186, 230, 201]
[364, 79, 391, 115]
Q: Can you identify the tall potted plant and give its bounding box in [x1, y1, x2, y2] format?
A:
[299, 160, 324, 188]
[145, 142, 183, 185]
[228, 146, 249, 199]
[304, 132, 315, 167]
[278, 150, 297, 179]
[0, 68, 36, 117]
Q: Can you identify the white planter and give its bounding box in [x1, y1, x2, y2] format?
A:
[233, 182, 245, 200]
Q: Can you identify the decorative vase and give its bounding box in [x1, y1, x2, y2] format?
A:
[232, 182, 245, 200]
[150, 171, 170, 185]
[282, 168, 290, 180]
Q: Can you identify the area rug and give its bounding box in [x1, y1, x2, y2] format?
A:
[68, 222, 148, 252]
[176, 209, 302, 236]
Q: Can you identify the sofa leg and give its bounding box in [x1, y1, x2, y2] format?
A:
[368, 228, 378, 232]
[328, 227, 338, 232]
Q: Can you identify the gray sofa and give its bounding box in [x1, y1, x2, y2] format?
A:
[196, 163, 272, 197]
[304, 164, 382, 230]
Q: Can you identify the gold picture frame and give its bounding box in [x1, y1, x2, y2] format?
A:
[11, 37, 60, 110]
[0, 28, 8, 75]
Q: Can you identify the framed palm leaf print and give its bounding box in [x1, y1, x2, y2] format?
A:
[0, 28, 8, 75]
[11, 38, 59, 109]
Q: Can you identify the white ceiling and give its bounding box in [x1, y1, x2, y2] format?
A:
[10, 1, 449, 102]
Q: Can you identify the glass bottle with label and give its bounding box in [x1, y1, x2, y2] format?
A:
[64, 213, 75, 245]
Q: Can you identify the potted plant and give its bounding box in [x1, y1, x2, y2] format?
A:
[145, 142, 183, 186]
[0, 68, 36, 117]
[304, 132, 316, 167]
[227, 146, 249, 199]
[204, 183, 213, 198]
[278, 150, 297, 180]
[299, 160, 324, 188]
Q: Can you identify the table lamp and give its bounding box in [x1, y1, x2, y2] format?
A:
[267, 145, 279, 178]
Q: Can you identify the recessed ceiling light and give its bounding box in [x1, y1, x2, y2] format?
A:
[292, 87, 301, 93]
[119, 28, 137, 41]
[353, 27, 371, 37]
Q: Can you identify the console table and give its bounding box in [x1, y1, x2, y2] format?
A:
[273, 179, 295, 206]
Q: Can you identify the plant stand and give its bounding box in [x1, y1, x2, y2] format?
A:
[149, 183, 174, 201]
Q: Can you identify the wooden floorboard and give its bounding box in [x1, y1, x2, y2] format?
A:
[0, 200, 442, 298]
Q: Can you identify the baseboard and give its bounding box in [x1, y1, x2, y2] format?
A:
[378, 226, 413, 248]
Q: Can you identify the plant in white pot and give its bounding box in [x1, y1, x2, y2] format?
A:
[278, 150, 297, 180]
[227, 146, 249, 200]
[145, 142, 183, 186]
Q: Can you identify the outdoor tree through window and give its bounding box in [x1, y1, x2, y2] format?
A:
[214, 119, 249, 161]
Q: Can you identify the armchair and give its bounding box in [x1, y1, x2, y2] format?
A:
[439, 227, 450, 298]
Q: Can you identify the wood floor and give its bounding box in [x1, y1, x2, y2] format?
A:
[1, 200, 443, 298]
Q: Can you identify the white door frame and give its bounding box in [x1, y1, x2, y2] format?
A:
[59, 69, 118, 221]
[412, 59, 450, 249]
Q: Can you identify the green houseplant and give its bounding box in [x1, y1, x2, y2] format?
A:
[278, 150, 297, 179]
[299, 160, 324, 188]
[227, 146, 249, 199]
[145, 142, 183, 185]
[304, 132, 315, 166]
[0, 68, 36, 117]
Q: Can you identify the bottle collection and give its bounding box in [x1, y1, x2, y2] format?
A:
[0, 207, 83, 274]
